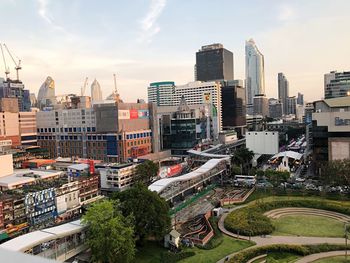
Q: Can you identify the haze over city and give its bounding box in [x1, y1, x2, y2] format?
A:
[1, 0, 350, 102]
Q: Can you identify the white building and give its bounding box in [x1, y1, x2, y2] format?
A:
[246, 131, 279, 155]
[245, 39, 265, 109]
[148, 80, 222, 131]
[97, 162, 139, 192]
[90, 79, 102, 102]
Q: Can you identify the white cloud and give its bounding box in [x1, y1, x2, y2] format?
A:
[139, 0, 167, 42]
[36, 0, 65, 32]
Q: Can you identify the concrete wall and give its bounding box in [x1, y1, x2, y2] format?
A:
[0, 154, 14, 178]
[246, 131, 279, 155]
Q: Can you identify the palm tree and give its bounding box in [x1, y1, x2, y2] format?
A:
[231, 148, 254, 174]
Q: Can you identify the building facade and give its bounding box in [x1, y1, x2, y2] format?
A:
[286, 96, 297, 115]
[37, 76, 56, 110]
[268, 98, 283, 119]
[0, 78, 30, 112]
[195, 43, 234, 82]
[147, 81, 175, 106]
[245, 39, 265, 108]
[90, 79, 102, 102]
[312, 96, 350, 175]
[324, 71, 350, 99]
[278, 73, 289, 115]
[253, 94, 269, 117]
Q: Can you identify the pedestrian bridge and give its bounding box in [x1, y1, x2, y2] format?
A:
[0, 220, 87, 262]
[149, 158, 230, 202]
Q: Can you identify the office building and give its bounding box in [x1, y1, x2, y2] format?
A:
[90, 79, 102, 102]
[278, 73, 289, 114]
[148, 80, 222, 132]
[0, 78, 30, 112]
[304, 102, 314, 125]
[245, 39, 265, 109]
[195, 43, 234, 82]
[312, 96, 350, 175]
[286, 96, 297, 115]
[268, 98, 283, 119]
[220, 80, 246, 137]
[153, 97, 215, 154]
[324, 71, 350, 99]
[37, 76, 56, 110]
[147, 81, 175, 106]
[297, 92, 304, 105]
[37, 101, 153, 162]
[253, 94, 268, 117]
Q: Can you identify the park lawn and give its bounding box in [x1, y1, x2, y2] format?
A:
[313, 256, 350, 263]
[179, 236, 253, 263]
[272, 215, 344, 237]
[133, 241, 167, 263]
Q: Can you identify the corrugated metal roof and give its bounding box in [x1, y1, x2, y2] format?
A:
[324, 96, 350, 108]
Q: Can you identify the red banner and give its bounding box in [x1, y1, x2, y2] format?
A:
[89, 160, 95, 175]
[129, 109, 138, 119]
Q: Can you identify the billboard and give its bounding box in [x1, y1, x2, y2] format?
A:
[118, 109, 149, 120]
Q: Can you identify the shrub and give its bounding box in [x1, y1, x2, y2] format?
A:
[229, 243, 349, 263]
[224, 198, 350, 236]
[224, 208, 274, 236]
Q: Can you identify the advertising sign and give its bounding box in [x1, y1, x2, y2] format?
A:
[129, 109, 138, 119]
[118, 109, 150, 120]
[203, 92, 211, 104]
[138, 109, 149, 119]
[119, 110, 130, 120]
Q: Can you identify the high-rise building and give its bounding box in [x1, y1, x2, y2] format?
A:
[324, 71, 350, 99]
[297, 92, 304, 105]
[253, 94, 268, 117]
[147, 81, 222, 133]
[195, 43, 234, 82]
[278, 73, 289, 114]
[286, 96, 297, 115]
[0, 78, 31, 112]
[245, 39, 265, 108]
[220, 80, 246, 137]
[147, 81, 175, 106]
[268, 98, 283, 119]
[37, 76, 56, 110]
[90, 79, 102, 102]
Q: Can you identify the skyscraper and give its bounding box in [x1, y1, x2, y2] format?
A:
[245, 39, 265, 110]
[37, 76, 56, 109]
[324, 71, 350, 99]
[195, 43, 234, 82]
[91, 79, 102, 102]
[297, 92, 304, 105]
[278, 73, 289, 115]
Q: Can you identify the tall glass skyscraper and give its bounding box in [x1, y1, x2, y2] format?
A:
[278, 72, 289, 115]
[245, 39, 265, 108]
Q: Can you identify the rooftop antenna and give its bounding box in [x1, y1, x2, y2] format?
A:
[0, 44, 10, 80]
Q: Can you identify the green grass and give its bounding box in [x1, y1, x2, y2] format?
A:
[272, 215, 345, 237]
[134, 237, 252, 263]
[265, 252, 300, 263]
[179, 236, 253, 263]
[133, 241, 167, 263]
[313, 256, 350, 263]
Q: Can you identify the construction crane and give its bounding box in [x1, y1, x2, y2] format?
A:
[3, 44, 21, 81]
[113, 73, 122, 103]
[81, 77, 88, 96]
[0, 44, 10, 80]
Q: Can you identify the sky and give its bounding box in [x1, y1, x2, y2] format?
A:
[1, 0, 350, 103]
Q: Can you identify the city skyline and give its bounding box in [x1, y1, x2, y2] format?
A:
[1, 0, 350, 103]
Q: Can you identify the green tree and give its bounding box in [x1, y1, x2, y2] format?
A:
[135, 160, 159, 185]
[82, 200, 135, 263]
[231, 165, 242, 176]
[113, 183, 171, 244]
[231, 148, 254, 174]
[264, 169, 290, 187]
[321, 159, 350, 186]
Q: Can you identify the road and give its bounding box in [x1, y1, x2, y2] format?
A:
[216, 205, 346, 263]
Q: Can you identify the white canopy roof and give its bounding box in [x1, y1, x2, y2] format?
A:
[187, 149, 230, 158]
[271, 151, 303, 161]
[148, 158, 227, 193]
[0, 220, 84, 252]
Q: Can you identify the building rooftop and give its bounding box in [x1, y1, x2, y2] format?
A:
[67, 163, 89, 171]
[323, 96, 350, 108]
